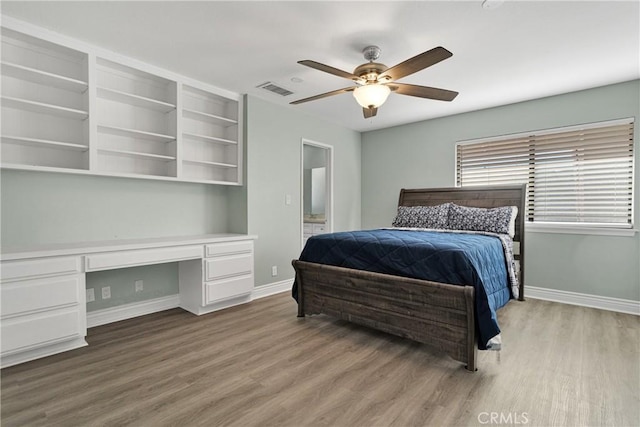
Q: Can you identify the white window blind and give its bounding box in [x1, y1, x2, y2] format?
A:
[457, 118, 635, 227]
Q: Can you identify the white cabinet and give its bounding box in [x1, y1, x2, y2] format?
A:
[303, 221, 328, 246]
[179, 238, 254, 315]
[204, 241, 253, 304]
[0, 256, 87, 368]
[312, 223, 326, 234]
[1, 234, 256, 367]
[1, 21, 243, 185]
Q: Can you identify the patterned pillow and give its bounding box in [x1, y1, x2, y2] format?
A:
[392, 203, 450, 229]
[448, 204, 518, 237]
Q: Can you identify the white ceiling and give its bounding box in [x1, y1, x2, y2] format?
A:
[2, 1, 639, 132]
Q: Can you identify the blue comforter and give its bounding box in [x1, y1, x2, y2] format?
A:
[292, 229, 512, 349]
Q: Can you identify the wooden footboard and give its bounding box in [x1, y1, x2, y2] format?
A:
[292, 260, 477, 371]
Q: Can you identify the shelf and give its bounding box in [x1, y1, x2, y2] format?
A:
[0, 163, 90, 175]
[2, 27, 242, 186]
[183, 159, 238, 168]
[183, 108, 237, 127]
[1, 135, 88, 152]
[182, 132, 237, 145]
[97, 87, 176, 113]
[98, 148, 176, 162]
[97, 125, 175, 143]
[1, 61, 88, 93]
[1, 96, 88, 120]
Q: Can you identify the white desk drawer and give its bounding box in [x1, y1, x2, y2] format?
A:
[85, 245, 202, 272]
[205, 254, 253, 281]
[1, 257, 80, 281]
[1, 275, 81, 318]
[205, 240, 253, 257]
[205, 275, 253, 304]
[1, 309, 84, 354]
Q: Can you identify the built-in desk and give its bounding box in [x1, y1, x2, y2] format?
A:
[0, 234, 256, 368]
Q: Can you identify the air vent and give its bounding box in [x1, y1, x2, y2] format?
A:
[256, 81, 294, 97]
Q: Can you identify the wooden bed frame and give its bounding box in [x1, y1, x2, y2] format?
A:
[292, 185, 526, 371]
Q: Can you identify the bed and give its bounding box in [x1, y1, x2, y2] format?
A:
[292, 185, 526, 371]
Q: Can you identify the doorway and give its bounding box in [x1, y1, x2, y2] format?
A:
[301, 139, 333, 249]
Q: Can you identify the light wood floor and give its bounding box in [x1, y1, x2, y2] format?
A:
[2, 292, 638, 427]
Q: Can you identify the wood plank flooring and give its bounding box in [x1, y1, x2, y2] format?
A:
[2, 293, 638, 426]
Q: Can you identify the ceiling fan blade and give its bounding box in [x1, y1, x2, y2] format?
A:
[388, 83, 458, 101]
[363, 107, 378, 118]
[298, 60, 360, 81]
[289, 86, 356, 105]
[379, 47, 453, 82]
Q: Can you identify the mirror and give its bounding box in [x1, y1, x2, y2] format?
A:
[310, 167, 326, 215]
[303, 144, 327, 220]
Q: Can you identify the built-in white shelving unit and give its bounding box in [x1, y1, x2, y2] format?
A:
[1, 21, 243, 185]
[95, 57, 178, 178]
[181, 84, 240, 184]
[1, 27, 90, 170]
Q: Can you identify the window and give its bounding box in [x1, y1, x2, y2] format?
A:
[456, 118, 635, 228]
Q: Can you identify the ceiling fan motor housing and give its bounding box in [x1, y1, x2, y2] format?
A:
[353, 62, 388, 83]
[357, 46, 388, 83]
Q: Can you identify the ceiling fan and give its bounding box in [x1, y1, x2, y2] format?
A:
[290, 45, 459, 118]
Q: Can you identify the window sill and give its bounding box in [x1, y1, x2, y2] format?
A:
[525, 223, 637, 237]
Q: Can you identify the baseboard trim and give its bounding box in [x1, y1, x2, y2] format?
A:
[87, 280, 293, 328]
[88, 281, 293, 328]
[87, 295, 181, 328]
[252, 279, 293, 300]
[526, 286, 639, 315]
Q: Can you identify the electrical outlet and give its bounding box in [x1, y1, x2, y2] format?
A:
[271, 265, 278, 277]
[135, 280, 144, 292]
[101, 286, 111, 299]
[86, 288, 95, 303]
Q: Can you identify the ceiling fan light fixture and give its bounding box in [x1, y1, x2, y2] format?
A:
[291, 45, 457, 117]
[353, 84, 391, 109]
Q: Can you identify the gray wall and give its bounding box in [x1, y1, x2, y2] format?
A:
[0, 170, 237, 311]
[245, 95, 361, 287]
[85, 263, 178, 311]
[1, 171, 232, 246]
[361, 80, 640, 301]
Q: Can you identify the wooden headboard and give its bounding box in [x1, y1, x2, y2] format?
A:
[398, 184, 526, 300]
